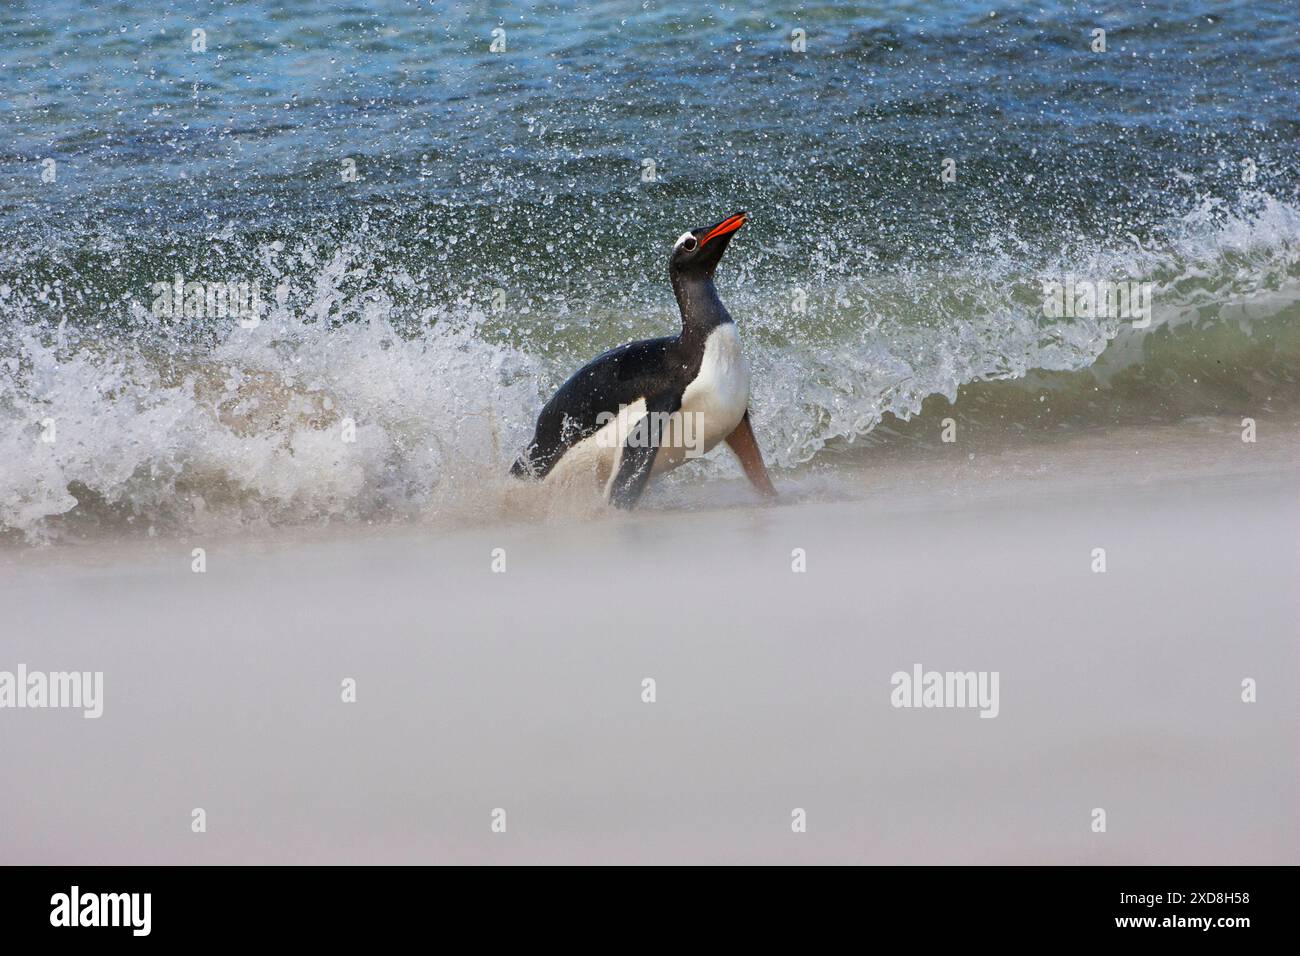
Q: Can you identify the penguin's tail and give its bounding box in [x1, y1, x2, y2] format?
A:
[509, 450, 537, 480]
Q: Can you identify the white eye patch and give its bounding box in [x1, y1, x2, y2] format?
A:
[674, 231, 698, 251]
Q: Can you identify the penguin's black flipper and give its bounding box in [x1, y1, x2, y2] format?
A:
[607, 391, 682, 510]
[510, 336, 679, 481]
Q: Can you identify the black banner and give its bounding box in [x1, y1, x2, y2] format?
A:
[0, 866, 1281, 941]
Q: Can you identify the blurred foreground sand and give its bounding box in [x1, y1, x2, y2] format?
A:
[2, 414, 1296, 864]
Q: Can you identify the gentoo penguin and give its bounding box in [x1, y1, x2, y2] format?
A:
[510, 211, 777, 509]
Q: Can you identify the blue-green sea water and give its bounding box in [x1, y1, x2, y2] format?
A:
[1, 1, 1297, 538]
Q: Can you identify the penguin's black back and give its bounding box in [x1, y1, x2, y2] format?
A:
[511, 334, 703, 479]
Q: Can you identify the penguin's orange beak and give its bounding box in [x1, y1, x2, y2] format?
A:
[699, 211, 747, 248]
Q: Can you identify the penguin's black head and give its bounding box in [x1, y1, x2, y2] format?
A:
[669, 211, 747, 278]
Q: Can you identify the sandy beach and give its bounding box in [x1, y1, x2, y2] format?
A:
[3, 412, 1295, 865]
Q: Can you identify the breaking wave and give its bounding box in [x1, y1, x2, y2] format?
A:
[1, 193, 1296, 542]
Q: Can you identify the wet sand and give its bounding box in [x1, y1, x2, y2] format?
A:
[2, 414, 1297, 864]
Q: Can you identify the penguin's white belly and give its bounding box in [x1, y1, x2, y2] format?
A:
[678, 323, 751, 456]
[542, 324, 751, 496]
